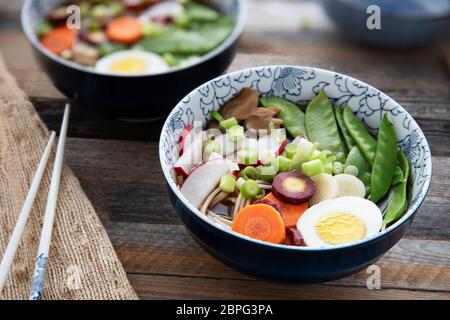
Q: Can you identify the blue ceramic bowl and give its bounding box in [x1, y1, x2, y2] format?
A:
[159, 66, 432, 283]
[21, 0, 247, 117]
[321, 0, 450, 47]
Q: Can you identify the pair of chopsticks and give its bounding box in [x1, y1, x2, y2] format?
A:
[0, 104, 70, 300]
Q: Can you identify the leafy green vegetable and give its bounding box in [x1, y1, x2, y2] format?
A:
[343, 106, 377, 166]
[371, 114, 397, 203]
[185, 2, 220, 22]
[305, 90, 347, 162]
[383, 151, 410, 227]
[345, 146, 372, 188]
[260, 97, 307, 139]
[334, 106, 354, 152]
[138, 17, 233, 55]
[98, 42, 126, 57]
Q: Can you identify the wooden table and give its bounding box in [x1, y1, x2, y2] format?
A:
[1, 0, 450, 299]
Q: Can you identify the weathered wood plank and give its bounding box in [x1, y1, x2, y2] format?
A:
[128, 273, 450, 300]
[110, 220, 450, 293]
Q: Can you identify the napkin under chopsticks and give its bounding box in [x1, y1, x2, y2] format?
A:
[0, 53, 137, 300]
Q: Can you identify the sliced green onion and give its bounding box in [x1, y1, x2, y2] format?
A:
[260, 166, 277, 182]
[270, 128, 287, 143]
[302, 159, 325, 177]
[211, 111, 224, 123]
[241, 179, 261, 199]
[332, 162, 344, 175]
[324, 162, 333, 175]
[272, 156, 291, 172]
[227, 125, 244, 142]
[220, 117, 238, 130]
[284, 143, 299, 159]
[203, 140, 221, 160]
[260, 150, 275, 165]
[37, 20, 52, 38]
[313, 150, 331, 163]
[162, 52, 178, 67]
[344, 164, 359, 176]
[236, 177, 246, 190]
[142, 21, 167, 37]
[239, 166, 259, 180]
[237, 149, 258, 165]
[219, 174, 236, 193]
[241, 138, 258, 151]
[307, 143, 319, 161]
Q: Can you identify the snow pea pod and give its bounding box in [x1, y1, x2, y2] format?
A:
[345, 146, 372, 188]
[383, 151, 410, 227]
[370, 114, 397, 203]
[260, 97, 307, 138]
[343, 106, 377, 166]
[334, 106, 355, 152]
[305, 91, 347, 162]
[392, 165, 404, 186]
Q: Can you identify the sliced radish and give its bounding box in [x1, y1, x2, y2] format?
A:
[213, 134, 243, 157]
[174, 131, 204, 177]
[257, 134, 287, 161]
[335, 174, 366, 198]
[181, 159, 233, 209]
[178, 124, 194, 156]
[309, 173, 339, 206]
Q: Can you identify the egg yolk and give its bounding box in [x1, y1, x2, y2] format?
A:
[109, 57, 147, 73]
[316, 212, 366, 245]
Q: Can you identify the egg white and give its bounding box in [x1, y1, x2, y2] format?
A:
[95, 50, 169, 75]
[297, 196, 383, 248]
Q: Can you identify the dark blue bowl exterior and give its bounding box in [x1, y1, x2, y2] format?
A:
[168, 185, 413, 283]
[321, 0, 450, 47]
[29, 41, 237, 118]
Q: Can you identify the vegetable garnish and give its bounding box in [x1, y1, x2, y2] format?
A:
[232, 204, 286, 244]
[106, 16, 143, 44]
[41, 27, 75, 55]
[176, 88, 411, 247]
[272, 172, 316, 205]
[263, 192, 308, 228]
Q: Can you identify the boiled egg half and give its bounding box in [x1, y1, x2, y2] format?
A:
[297, 197, 382, 248]
[95, 50, 169, 75]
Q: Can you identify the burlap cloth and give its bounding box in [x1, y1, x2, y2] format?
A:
[0, 54, 137, 300]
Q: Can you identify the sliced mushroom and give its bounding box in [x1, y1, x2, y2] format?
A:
[221, 88, 260, 121]
[72, 42, 99, 66]
[244, 107, 283, 130]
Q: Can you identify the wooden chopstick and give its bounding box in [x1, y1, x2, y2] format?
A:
[29, 103, 70, 300]
[0, 131, 56, 293]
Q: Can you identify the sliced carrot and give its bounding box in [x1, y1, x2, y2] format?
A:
[263, 192, 308, 228]
[232, 204, 285, 244]
[106, 16, 143, 44]
[40, 27, 74, 55]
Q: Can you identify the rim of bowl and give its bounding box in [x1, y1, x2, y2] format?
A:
[21, 0, 248, 78]
[159, 65, 433, 252]
[332, 0, 450, 21]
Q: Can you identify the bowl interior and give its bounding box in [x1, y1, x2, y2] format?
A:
[21, 0, 245, 76]
[160, 65, 432, 249]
